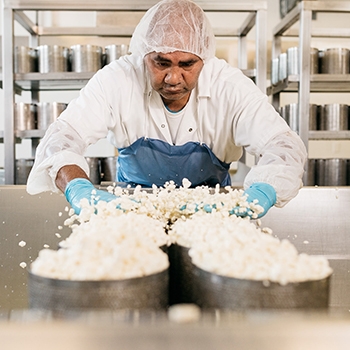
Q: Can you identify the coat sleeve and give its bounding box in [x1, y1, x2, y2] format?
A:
[243, 130, 307, 208]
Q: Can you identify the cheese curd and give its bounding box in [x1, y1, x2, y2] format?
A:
[31, 180, 332, 285]
[31, 213, 169, 280]
[170, 211, 333, 285]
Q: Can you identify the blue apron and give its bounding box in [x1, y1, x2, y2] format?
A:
[116, 137, 231, 188]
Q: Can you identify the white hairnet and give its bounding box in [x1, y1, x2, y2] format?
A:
[129, 0, 216, 62]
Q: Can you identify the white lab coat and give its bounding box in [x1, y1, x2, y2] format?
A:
[27, 54, 307, 207]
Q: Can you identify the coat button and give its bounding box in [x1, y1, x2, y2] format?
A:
[161, 124, 165, 128]
[189, 128, 193, 132]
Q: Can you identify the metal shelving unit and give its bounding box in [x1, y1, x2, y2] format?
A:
[269, 1, 350, 182]
[2, 0, 267, 184]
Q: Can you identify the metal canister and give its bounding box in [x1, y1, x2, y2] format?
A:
[307, 159, 316, 186]
[36, 102, 67, 130]
[280, 103, 318, 133]
[286, 46, 319, 76]
[310, 48, 319, 74]
[287, 46, 299, 76]
[319, 104, 348, 131]
[15, 158, 34, 185]
[271, 57, 280, 85]
[309, 104, 318, 130]
[316, 158, 347, 186]
[28, 269, 169, 314]
[284, 103, 298, 132]
[85, 157, 101, 185]
[14, 46, 37, 73]
[100, 156, 117, 182]
[321, 48, 350, 74]
[14, 102, 36, 130]
[278, 53, 288, 81]
[37, 45, 70, 73]
[191, 265, 330, 310]
[104, 44, 129, 65]
[70, 45, 103, 72]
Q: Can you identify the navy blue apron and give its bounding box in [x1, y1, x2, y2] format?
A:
[116, 137, 231, 187]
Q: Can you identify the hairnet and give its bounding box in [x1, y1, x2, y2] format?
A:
[129, 0, 216, 62]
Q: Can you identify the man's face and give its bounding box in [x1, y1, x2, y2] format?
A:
[144, 51, 204, 110]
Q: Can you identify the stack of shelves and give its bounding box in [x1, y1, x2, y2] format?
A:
[1, 0, 268, 185]
[268, 1, 350, 183]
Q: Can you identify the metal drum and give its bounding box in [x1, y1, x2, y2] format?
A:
[15, 158, 34, 185]
[70, 45, 103, 72]
[281, 103, 319, 133]
[309, 104, 318, 130]
[319, 104, 348, 131]
[100, 156, 117, 182]
[287, 46, 319, 76]
[105, 44, 129, 65]
[282, 103, 298, 132]
[316, 158, 347, 186]
[287, 47, 299, 76]
[37, 45, 70, 73]
[278, 53, 287, 81]
[306, 159, 316, 186]
[14, 102, 36, 130]
[191, 266, 331, 310]
[85, 157, 101, 184]
[271, 57, 279, 85]
[36, 102, 67, 130]
[28, 268, 169, 314]
[321, 48, 350, 74]
[310, 47, 319, 74]
[14, 46, 37, 73]
[168, 244, 196, 305]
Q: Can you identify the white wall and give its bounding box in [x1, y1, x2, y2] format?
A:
[1, 1, 350, 169]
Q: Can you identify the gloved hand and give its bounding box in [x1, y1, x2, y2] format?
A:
[64, 178, 118, 215]
[230, 183, 276, 219]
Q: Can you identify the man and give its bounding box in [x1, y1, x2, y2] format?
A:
[27, 0, 307, 217]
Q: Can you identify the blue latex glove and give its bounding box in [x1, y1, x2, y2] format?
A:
[64, 178, 118, 215]
[230, 183, 276, 219]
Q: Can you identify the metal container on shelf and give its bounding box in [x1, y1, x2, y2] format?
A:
[307, 159, 316, 186]
[104, 44, 129, 65]
[85, 157, 101, 185]
[14, 102, 36, 130]
[287, 46, 319, 76]
[271, 57, 280, 85]
[278, 52, 287, 81]
[321, 48, 350, 74]
[316, 158, 347, 186]
[15, 158, 34, 185]
[37, 45, 70, 73]
[70, 44, 103, 72]
[100, 156, 117, 182]
[309, 104, 318, 130]
[14, 46, 37, 73]
[280, 103, 318, 133]
[287, 47, 298, 76]
[36, 102, 67, 130]
[280, 103, 298, 132]
[310, 48, 319, 74]
[319, 104, 348, 131]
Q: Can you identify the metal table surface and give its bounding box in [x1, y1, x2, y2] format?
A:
[1, 185, 350, 348]
[1, 309, 350, 350]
